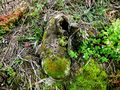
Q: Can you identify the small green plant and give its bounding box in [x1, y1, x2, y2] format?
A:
[68, 50, 78, 59]
[6, 67, 16, 84]
[30, 1, 47, 17]
[54, 0, 65, 10]
[33, 26, 43, 43]
[79, 19, 120, 62]
[13, 58, 23, 65]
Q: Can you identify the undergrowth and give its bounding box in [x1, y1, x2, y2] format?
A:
[0, 0, 120, 90]
[78, 19, 120, 62]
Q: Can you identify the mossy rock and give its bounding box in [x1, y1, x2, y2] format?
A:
[42, 56, 71, 79]
[69, 59, 107, 90]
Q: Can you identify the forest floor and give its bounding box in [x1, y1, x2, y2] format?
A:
[0, 0, 120, 90]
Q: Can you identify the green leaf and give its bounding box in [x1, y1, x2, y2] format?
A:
[68, 50, 78, 59]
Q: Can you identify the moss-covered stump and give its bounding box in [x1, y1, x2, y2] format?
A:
[39, 13, 71, 79]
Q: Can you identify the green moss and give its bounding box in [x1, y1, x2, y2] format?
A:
[42, 56, 71, 79]
[58, 36, 68, 46]
[69, 59, 107, 90]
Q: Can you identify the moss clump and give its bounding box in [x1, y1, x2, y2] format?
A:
[69, 59, 107, 90]
[42, 56, 71, 79]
